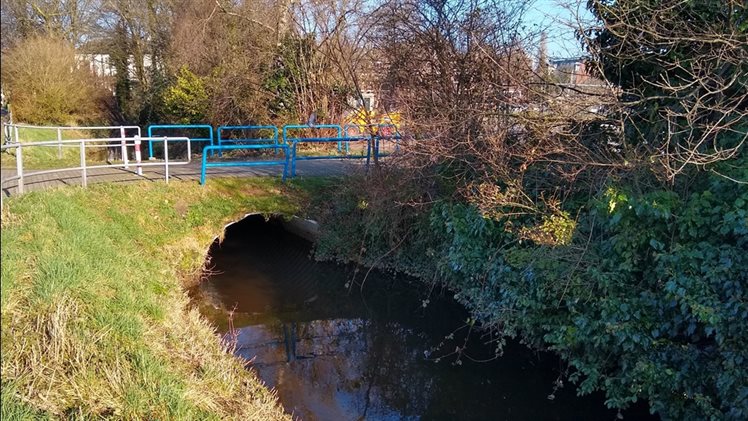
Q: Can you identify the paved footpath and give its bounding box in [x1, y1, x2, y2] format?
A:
[0, 159, 364, 197]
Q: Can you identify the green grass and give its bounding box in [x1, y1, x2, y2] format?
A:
[0, 177, 325, 419]
[1, 128, 112, 170]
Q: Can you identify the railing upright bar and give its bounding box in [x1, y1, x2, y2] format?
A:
[16, 143, 24, 194]
[200, 150, 208, 185]
[120, 127, 129, 169]
[134, 135, 143, 176]
[163, 136, 169, 183]
[148, 126, 155, 159]
[80, 140, 87, 188]
[57, 128, 63, 159]
[209, 126, 215, 157]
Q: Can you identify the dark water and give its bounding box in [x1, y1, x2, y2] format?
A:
[191, 215, 656, 421]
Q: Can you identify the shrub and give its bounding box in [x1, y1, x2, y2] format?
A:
[161, 66, 209, 124]
[1, 36, 109, 125]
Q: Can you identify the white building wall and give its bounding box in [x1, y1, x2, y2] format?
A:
[76, 54, 153, 80]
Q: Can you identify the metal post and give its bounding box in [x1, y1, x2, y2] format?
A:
[16, 143, 24, 194]
[209, 126, 215, 157]
[292, 142, 297, 177]
[217, 129, 223, 157]
[120, 127, 129, 169]
[57, 128, 62, 159]
[134, 135, 143, 176]
[163, 137, 169, 183]
[80, 140, 87, 187]
[200, 148, 208, 185]
[282, 147, 289, 182]
[148, 128, 155, 160]
[366, 135, 372, 167]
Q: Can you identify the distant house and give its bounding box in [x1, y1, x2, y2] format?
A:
[549, 57, 603, 88]
[76, 54, 155, 81]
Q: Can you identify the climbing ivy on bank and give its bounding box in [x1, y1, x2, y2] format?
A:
[431, 167, 747, 419]
[314, 159, 748, 419]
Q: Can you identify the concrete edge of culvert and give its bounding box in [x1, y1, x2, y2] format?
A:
[280, 216, 319, 242]
[211, 212, 319, 246]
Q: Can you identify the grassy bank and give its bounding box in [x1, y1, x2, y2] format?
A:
[0, 177, 318, 419]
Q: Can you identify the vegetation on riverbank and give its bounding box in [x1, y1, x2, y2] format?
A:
[1, 0, 744, 419]
[310, 1, 747, 418]
[313, 159, 748, 419]
[0, 177, 315, 419]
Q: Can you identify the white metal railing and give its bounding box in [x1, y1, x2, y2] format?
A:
[5, 123, 141, 166]
[1, 131, 191, 204]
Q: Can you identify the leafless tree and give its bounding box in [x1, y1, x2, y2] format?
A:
[580, 0, 747, 182]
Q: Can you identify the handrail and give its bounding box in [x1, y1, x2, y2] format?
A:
[1, 135, 190, 200]
[3, 123, 142, 166]
[200, 144, 289, 185]
[217, 125, 279, 157]
[283, 125, 347, 176]
[8, 123, 141, 132]
[146, 124, 214, 159]
[1, 121, 407, 202]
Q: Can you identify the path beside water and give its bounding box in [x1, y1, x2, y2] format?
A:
[1, 159, 361, 196]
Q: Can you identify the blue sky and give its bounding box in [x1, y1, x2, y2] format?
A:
[523, 0, 594, 59]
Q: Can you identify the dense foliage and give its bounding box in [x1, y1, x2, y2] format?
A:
[427, 164, 748, 419]
[161, 66, 209, 124]
[314, 1, 747, 419]
[585, 0, 747, 179]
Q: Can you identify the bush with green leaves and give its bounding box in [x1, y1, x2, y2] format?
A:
[315, 157, 747, 419]
[432, 161, 746, 419]
[161, 66, 209, 124]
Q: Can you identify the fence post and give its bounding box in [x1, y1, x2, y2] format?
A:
[120, 126, 129, 169]
[57, 128, 62, 159]
[200, 148, 208, 185]
[80, 140, 87, 187]
[134, 135, 143, 176]
[163, 137, 169, 183]
[16, 143, 24, 194]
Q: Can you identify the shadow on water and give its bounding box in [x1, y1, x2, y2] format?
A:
[190, 215, 657, 421]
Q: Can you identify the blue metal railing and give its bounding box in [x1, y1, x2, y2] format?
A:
[343, 123, 401, 165]
[343, 124, 376, 166]
[217, 125, 279, 157]
[200, 144, 290, 184]
[372, 123, 401, 158]
[147, 124, 214, 159]
[284, 124, 373, 176]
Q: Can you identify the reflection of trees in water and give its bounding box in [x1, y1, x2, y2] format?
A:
[233, 318, 434, 419]
[358, 320, 434, 419]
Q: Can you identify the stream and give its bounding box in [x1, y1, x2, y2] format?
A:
[190, 214, 656, 420]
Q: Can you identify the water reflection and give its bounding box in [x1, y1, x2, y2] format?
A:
[192, 215, 656, 420]
[231, 319, 432, 420]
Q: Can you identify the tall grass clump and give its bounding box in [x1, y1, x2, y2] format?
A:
[1, 177, 308, 419]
